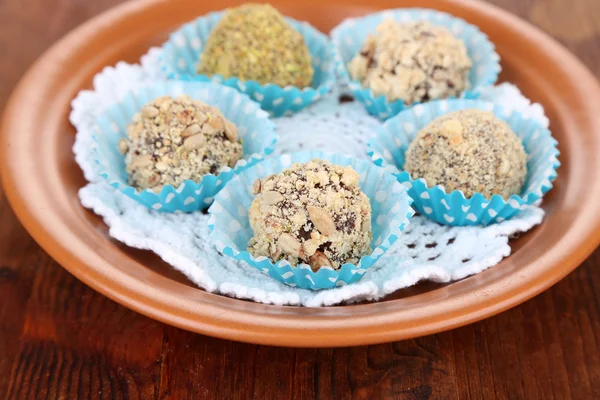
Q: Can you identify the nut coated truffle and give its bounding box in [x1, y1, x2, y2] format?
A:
[197, 4, 314, 88]
[248, 159, 372, 271]
[118, 95, 243, 191]
[348, 20, 472, 104]
[404, 109, 527, 199]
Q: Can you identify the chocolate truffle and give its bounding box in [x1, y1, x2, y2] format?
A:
[197, 4, 314, 88]
[248, 159, 372, 271]
[404, 109, 527, 199]
[348, 20, 472, 104]
[118, 95, 243, 191]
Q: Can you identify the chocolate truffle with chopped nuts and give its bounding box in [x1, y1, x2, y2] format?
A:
[248, 160, 372, 271]
[348, 20, 472, 104]
[404, 109, 527, 199]
[117, 95, 242, 192]
[197, 3, 314, 88]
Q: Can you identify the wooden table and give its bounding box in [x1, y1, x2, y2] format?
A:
[1, 0, 600, 398]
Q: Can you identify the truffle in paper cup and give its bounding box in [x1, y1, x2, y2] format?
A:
[161, 11, 336, 117]
[207, 151, 414, 290]
[331, 8, 501, 120]
[92, 81, 277, 213]
[368, 99, 559, 226]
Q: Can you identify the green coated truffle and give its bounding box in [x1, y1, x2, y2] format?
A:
[197, 4, 314, 88]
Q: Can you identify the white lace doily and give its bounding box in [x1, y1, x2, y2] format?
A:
[72, 48, 547, 307]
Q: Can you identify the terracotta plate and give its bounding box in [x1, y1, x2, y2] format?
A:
[2, 0, 600, 347]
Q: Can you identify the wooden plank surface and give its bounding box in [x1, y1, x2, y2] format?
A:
[1, 0, 600, 398]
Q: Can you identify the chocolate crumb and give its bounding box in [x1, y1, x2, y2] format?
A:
[339, 94, 355, 103]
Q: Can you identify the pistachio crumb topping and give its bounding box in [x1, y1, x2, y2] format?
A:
[197, 3, 314, 88]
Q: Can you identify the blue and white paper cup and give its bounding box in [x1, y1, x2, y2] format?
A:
[161, 11, 336, 117]
[331, 8, 501, 120]
[207, 151, 414, 290]
[93, 81, 277, 213]
[368, 99, 560, 226]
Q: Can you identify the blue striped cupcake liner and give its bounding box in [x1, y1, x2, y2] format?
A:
[331, 8, 501, 120]
[93, 81, 277, 213]
[207, 151, 414, 290]
[161, 11, 336, 117]
[368, 99, 560, 226]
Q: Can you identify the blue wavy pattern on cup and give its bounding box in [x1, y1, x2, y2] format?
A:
[368, 99, 560, 226]
[207, 151, 414, 290]
[161, 11, 336, 117]
[93, 81, 277, 213]
[331, 8, 501, 120]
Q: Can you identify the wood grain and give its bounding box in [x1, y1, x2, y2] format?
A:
[1, 0, 600, 398]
